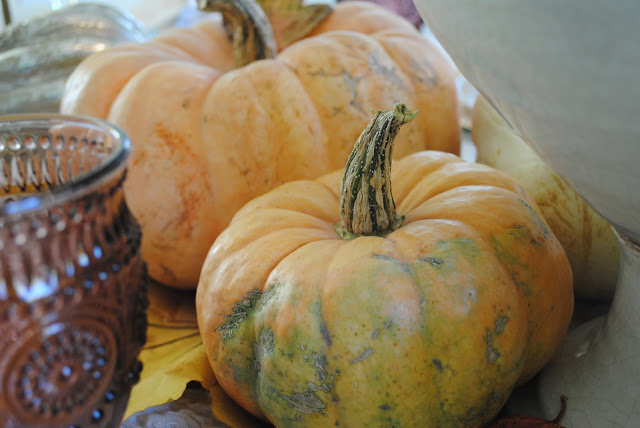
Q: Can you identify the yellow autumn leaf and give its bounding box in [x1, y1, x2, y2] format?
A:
[123, 280, 270, 426]
[123, 281, 216, 420]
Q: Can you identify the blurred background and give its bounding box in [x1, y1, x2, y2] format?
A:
[1, 0, 190, 30]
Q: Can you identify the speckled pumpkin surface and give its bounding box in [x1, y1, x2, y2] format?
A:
[60, 0, 460, 289]
[196, 106, 573, 427]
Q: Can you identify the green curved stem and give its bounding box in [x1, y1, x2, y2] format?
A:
[338, 103, 418, 237]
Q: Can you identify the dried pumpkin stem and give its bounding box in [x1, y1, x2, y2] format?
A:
[256, 0, 333, 48]
[198, 0, 278, 67]
[338, 103, 418, 237]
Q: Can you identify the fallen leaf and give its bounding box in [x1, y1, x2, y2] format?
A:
[490, 395, 568, 428]
[123, 281, 216, 420]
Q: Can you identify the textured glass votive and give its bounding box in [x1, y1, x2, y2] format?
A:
[0, 114, 148, 428]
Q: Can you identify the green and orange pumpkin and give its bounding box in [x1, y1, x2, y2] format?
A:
[196, 104, 574, 427]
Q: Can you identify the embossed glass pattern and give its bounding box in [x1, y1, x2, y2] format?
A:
[0, 114, 148, 428]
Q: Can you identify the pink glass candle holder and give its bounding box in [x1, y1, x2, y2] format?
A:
[0, 114, 148, 427]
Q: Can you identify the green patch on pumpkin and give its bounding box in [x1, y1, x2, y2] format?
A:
[433, 237, 481, 267]
[491, 226, 538, 296]
[494, 315, 509, 335]
[506, 223, 545, 247]
[259, 344, 337, 425]
[420, 256, 445, 268]
[217, 289, 263, 339]
[445, 237, 481, 263]
[254, 328, 275, 373]
[519, 199, 551, 239]
[254, 302, 338, 426]
[371, 253, 412, 274]
[372, 413, 403, 428]
[485, 330, 501, 364]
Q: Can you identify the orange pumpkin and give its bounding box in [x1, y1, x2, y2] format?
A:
[196, 103, 573, 427]
[60, 0, 461, 288]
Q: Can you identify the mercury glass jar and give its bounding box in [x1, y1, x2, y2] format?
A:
[0, 114, 148, 427]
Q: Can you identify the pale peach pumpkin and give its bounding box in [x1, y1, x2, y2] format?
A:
[196, 104, 574, 427]
[60, 0, 461, 288]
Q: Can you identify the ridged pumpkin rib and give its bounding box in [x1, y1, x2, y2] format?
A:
[372, 32, 461, 155]
[199, 59, 331, 236]
[306, 1, 416, 36]
[403, 184, 573, 383]
[315, 171, 343, 201]
[277, 32, 392, 165]
[153, 23, 235, 70]
[386, 152, 457, 204]
[237, 59, 328, 187]
[300, 35, 421, 165]
[231, 180, 340, 224]
[384, 219, 529, 423]
[397, 161, 525, 214]
[252, 239, 344, 422]
[190, 18, 235, 62]
[213, 208, 337, 259]
[62, 24, 231, 120]
[197, 227, 338, 419]
[363, 32, 434, 155]
[346, 30, 421, 111]
[200, 228, 337, 324]
[315, 234, 433, 422]
[275, 38, 340, 172]
[60, 43, 198, 118]
[108, 61, 224, 285]
[271, 47, 332, 178]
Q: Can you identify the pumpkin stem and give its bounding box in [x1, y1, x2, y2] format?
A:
[255, 0, 333, 49]
[338, 103, 418, 237]
[198, 0, 278, 67]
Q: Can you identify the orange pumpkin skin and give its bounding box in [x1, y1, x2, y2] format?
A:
[196, 151, 574, 427]
[59, 1, 461, 289]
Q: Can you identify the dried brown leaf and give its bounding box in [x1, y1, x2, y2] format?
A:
[491, 396, 567, 428]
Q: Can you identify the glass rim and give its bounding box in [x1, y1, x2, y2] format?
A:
[0, 113, 131, 219]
